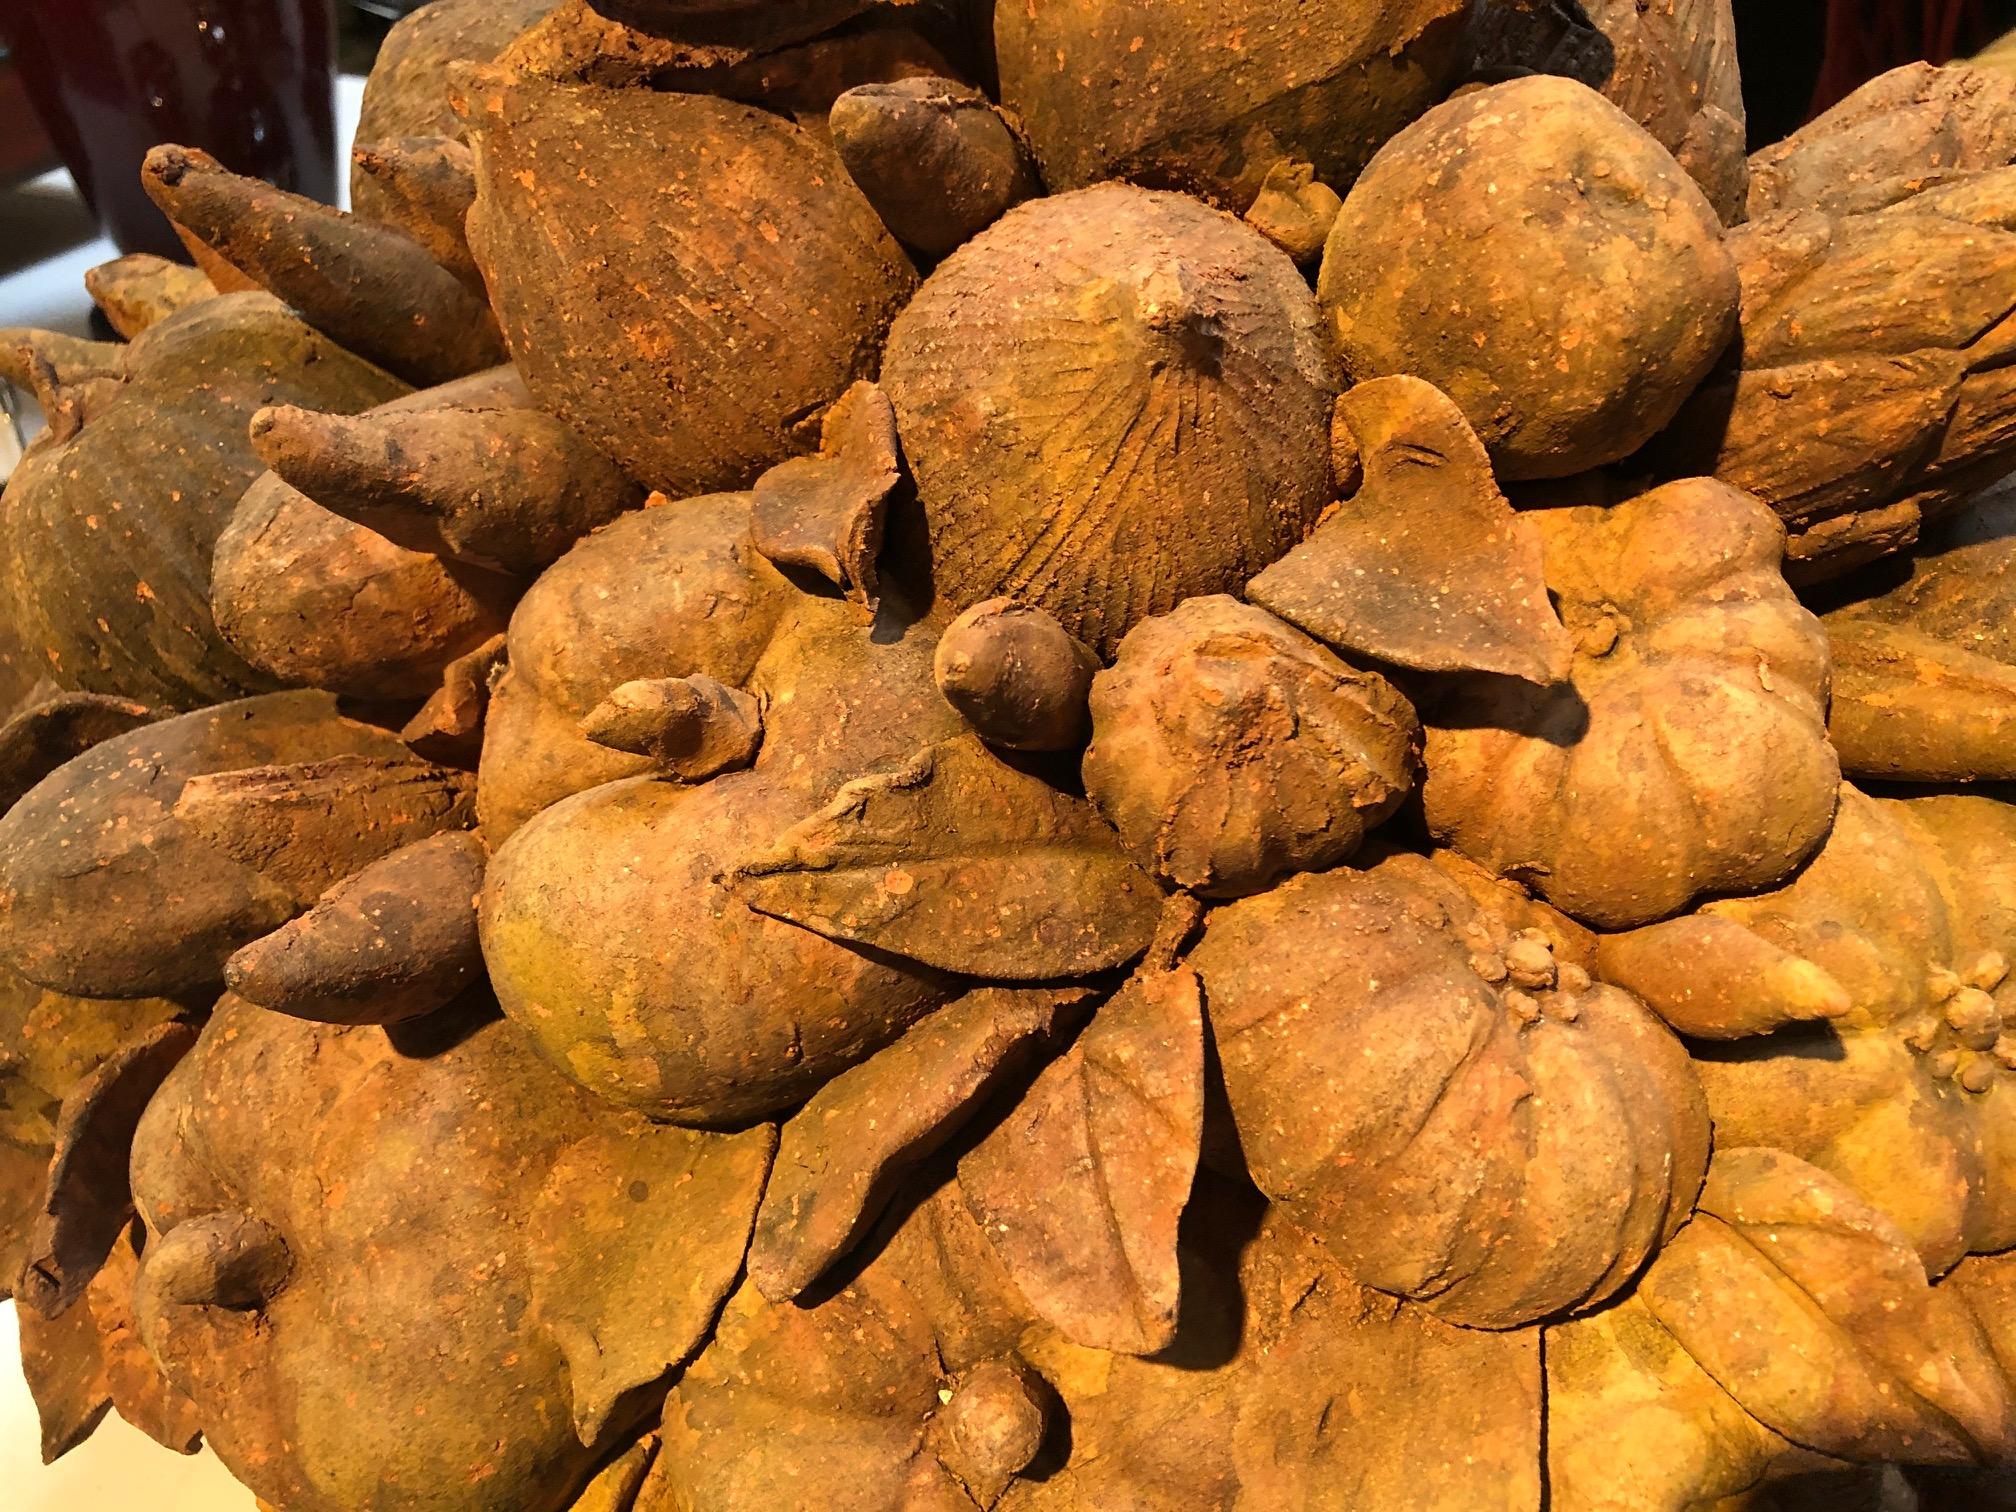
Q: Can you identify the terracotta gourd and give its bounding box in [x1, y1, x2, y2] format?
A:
[5, 7, 2016, 1508]
[464, 74, 917, 498]
[1601, 786, 2016, 1277]
[351, 0, 558, 223]
[1423, 478, 1840, 930]
[1191, 848, 1709, 1328]
[0, 296, 404, 711]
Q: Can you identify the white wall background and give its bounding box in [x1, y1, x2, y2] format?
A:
[0, 1300, 255, 1509]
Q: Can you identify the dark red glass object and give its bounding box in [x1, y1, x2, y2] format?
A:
[1, 0, 336, 259]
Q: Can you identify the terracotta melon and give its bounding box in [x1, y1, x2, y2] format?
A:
[1422, 478, 1839, 930]
[1318, 75, 1740, 481]
[1191, 848, 1709, 1329]
[882, 183, 1337, 655]
[1600, 787, 2016, 1277]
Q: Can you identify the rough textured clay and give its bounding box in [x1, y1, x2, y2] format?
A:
[1082, 596, 1420, 899]
[884, 183, 1338, 655]
[1423, 478, 1840, 929]
[995, 0, 1474, 210]
[6, 12, 2016, 1509]
[0, 295, 404, 711]
[1470, 0, 1750, 221]
[130, 998, 772, 1512]
[1192, 849, 1710, 1329]
[1648, 190, 2016, 580]
[1824, 480, 2016, 781]
[465, 74, 917, 498]
[1319, 74, 1740, 480]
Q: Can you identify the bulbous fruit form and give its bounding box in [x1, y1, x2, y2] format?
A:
[994, 0, 1473, 210]
[1191, 850, 1710, 1330]
[350, 0, 556, 221]
[1424, 478, 1840, 930]
[130, 997, 772, 1512]
[0, 965, 186, 1301]
[1549, 1146, 2015, 1504]
[1319, 75, 1740, 481]
[829, 77, 1041, 259]
[1601, 787, 2016, 1278]
[934, 599, 1099, 753]
[213, 373, 534, 703]
[464, 73, 917, 498]
[480, 588, 966, 1125]
[481, 770, 953, 1126]
[0, 295, 405, 712]
[475, 494, 797, 840]
[883, 183, 1338, 656]
[1083, 596, 1419, 899]
[211, 474, 511, 704]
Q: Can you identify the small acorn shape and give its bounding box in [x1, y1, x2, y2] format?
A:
[933, 599, 1098, 753]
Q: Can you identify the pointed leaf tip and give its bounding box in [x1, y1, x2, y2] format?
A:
[1250, 376, 1574, 686]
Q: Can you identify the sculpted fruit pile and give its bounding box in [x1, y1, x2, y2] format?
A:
[8, 2, 2016, 1508]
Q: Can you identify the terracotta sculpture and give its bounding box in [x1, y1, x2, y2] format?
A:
[6, 3, 2016, 1509]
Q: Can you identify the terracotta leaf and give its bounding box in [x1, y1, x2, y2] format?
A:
[1638, 1147, 2014, 1466]
[1545, 1280, 1799, 1509]
[570, 1435, 659, 1512]
[527, 1116, 776, 1443]
[87, 1224, 204, 1453]
[731, 735, 1164, 980]
[401, 632, 507, 766]
[1248, 377, 1573, 685]
[957, 968, 1204, 1355]
[750, 985, 1088, 1303]
[16, 1021, 199, 1317]
[174, 753, 477, 901]
[1230, 1225, 1545, 1512]
[17, 1284, 113, 1462]
[750, 381, 901, 610]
